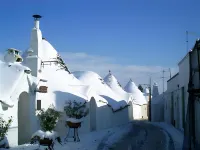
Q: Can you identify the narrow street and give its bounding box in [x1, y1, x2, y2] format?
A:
[98, 121, 175, 150]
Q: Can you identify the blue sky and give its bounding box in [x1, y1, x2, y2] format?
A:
[0, 0, 199, 91]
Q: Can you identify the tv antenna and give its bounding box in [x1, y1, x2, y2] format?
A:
[186, 31, 199, 52]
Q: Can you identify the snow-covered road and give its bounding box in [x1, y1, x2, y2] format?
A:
[98, 121, 177, 150]
[9, 121, 184, 150]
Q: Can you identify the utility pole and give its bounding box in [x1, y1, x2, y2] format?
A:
[186, 31, 189, 53]
[169, 68, 172, 78]
[161, 70, 165, 94]
[186, 31, 200, 52]
[149, 77, 152, 122]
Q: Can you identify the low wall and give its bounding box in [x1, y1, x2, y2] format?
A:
[7, 126, 18, 147]
[132, 104, 142, 119]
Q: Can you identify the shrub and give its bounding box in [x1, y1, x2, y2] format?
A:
[37, 106, 61, 132]
[0, 116, 12, 141]
[64, 101, 89, 119]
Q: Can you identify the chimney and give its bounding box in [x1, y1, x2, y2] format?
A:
[33, 14, 42, 29]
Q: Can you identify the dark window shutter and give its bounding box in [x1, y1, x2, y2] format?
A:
[37, 100, 41, 110]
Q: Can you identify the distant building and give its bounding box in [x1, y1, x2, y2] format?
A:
[123, 79, 148, 120]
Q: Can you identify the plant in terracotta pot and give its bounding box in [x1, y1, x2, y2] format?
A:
[31, 106, 62, 149]
[64, 100, 89, 128]
[0, 116, 12, 149]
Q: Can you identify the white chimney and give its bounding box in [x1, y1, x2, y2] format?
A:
[33, 14, 42, 29]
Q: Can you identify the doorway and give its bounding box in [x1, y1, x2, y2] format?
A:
[90, 97, 97, 131]
[128, 101, 133, 121]
[18, 92, 31, 145]
[171, 92, 174, 126]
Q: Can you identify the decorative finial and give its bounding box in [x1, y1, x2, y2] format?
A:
[109, 70, 111, 74]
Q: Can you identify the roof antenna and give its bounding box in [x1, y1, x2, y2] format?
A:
[186, 31, 188, 53]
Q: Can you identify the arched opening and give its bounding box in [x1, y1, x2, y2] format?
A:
[18, 92, 31, 145]
[128, 101, 133, 121]
[90, 97, 97, 131]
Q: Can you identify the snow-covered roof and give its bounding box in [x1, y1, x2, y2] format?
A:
[0, 60, 32, 107]
[73, 71, 128, 111]
[0, 17, 131, 113]
[40, 39, 58, 61]
[32, 41, 95, 111]
[103, 72, 133, 102]
[124, 79, 147, 105]
[143, 87, 150, 95]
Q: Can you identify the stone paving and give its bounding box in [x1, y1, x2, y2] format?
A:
[98, 121, 175, 150]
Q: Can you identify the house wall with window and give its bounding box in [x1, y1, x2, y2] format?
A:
[165, 53, 190, 131]
[165, 73, 179, 125]
[177, 54, 190, 131]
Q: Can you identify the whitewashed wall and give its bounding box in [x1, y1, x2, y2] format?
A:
[178, 54, 189, 130]
[165, 72, 179, 125]
[141, 105, 148, 120]
[132, 104, 142, 119]
[0, 102, 18, 147]
[0, 74, 38, 147]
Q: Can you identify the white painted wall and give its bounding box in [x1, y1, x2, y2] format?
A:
[165, 73, 179, 126]
[165, 53, 189, 131]
[132, 104, 142, 119]
[178, 54, 189, 130]
[0, 73, 38, 147]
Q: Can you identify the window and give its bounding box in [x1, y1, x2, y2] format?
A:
[37, 100, 41, 110]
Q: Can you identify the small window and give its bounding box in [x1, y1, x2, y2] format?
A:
[37, 100, 41, 110]
[15, 51, 19, 55]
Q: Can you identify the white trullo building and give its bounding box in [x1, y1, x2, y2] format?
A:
[124, 79, 148, 120]
[0, 15, 141, 147]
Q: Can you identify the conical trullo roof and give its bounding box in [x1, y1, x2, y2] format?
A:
[104, 71, 124, 92]
[104, 71, 133, 102]
[124, 79, 147, 105]
[73, 71, 129, 110]
[124, 79, 138, 93]
[152, 82, 159, 97]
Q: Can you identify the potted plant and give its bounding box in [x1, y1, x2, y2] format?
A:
[0, 116, 12, 149]
[31, 106, 62, 149]
[64, 100, 89, 128]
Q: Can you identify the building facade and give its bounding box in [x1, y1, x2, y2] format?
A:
[165, 40, 200, 149]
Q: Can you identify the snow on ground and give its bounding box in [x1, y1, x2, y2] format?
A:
[151, 122, 184, 150]
[58, 122, 133, 150]
[9, 123, 133, 150]
[7, 121, 184, 150]
[8, 144, 40, 150]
